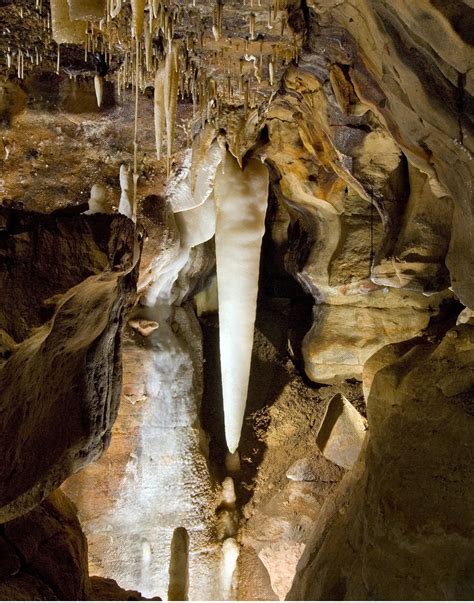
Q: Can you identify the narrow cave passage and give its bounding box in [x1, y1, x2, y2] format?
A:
[1, 0, 473, 601]
[200, 182, 365, 599]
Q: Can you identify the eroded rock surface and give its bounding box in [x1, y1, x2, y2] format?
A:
[63, 197, 222, 600]
[0, 490, 159, 601]
[0, 490, 90, 601]
[262, 0, 472, 383]
[288, 323, 474, 600]
[0, 208, 141, 522]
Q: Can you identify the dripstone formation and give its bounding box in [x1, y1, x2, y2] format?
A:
[0, 0, 473, 600]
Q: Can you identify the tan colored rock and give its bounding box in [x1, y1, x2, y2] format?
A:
[265, 56, 455, 385]
[361, 338, 422, 402]
[259, 542, 306, 601]
[289, 323, 474, 600]
[302, 294, 440, 383]
[372, 165, 452, 293]
[316, 394, 366, 470]
[303, 0, 474, 307]
[457, 307, 474, 325]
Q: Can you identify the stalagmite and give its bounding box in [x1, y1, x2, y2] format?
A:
[94, 74, 103, 107]
[221, 538, 239, 600]
[119, 164, 134, 220]
[168, 527, 189, 601]
[84, 182, 108, 213]
[214, 152, 269, 453]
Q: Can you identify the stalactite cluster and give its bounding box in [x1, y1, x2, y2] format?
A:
[1, 0, 303, 174]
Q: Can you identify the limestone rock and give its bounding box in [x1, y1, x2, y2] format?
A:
[288, 323, 474, 600]
[302, 292, 445, 383]
[265, 50, 455, 383]
[315, 394, 366, 470]
[0, 490, 158, 601]
[258, 542, 306, 601]
[0, 490, 90, 600]
[303, 0, 474, 307]
[63, 302, 222, 600]
[0, 208, 141, 522]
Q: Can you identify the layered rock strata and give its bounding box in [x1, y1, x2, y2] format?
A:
[0, 207, 141, 522]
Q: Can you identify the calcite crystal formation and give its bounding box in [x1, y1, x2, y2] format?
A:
[0, 0, 472, 600]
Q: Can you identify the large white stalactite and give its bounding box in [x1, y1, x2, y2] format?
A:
[214, 152, 269, 453]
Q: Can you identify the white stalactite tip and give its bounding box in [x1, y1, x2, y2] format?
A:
[214, 152, 269, 454]
[94, 74, 103, 108]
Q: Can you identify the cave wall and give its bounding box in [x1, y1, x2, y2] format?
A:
[0, 0, 472, 600]
[283, 1, 474, 599]
[288, 321, 474, 600]
[0, 208, 141, 523]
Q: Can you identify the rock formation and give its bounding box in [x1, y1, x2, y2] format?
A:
[0, 489, 160, 601]
[0, 208, 141, 523]
[289, 322, 474, 600]
[0, 0, 472, 600]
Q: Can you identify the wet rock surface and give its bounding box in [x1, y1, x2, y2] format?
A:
[0, 0, 472, 600]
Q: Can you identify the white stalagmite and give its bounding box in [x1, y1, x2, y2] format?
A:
[84, 183, 108, 214]
[214, 152, 269, 453]
[168, 527, 190, 601]
[94, 74, 103, 108]
[221, 538, 240, 600]
[119, 163, 134, 220]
